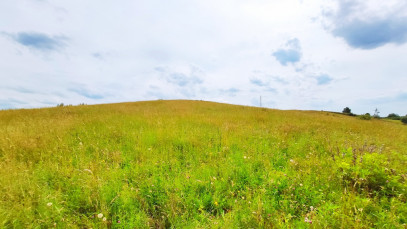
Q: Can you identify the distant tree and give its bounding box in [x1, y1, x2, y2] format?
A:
[401, 116, 407, 124]
[57, 103, 64, 107]
[342, 107, 351, 114]
[359, 113, 371, 120]
[387, 113, 401, 120]
[373, 108, 380, 118]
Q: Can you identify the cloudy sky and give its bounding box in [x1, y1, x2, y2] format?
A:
[1, 0, 407, 116]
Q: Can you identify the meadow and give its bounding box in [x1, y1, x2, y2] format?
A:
[0, 100, 406, 228]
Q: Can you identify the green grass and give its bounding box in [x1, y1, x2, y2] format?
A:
[0, 100, 406, 228]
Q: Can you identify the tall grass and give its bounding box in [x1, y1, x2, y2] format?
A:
[0, 100, 406, 228]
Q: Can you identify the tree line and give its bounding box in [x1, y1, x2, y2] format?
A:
[342, 107, 407, 124]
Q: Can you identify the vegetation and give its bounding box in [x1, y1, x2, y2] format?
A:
[1, 100, 406, 228]
[387, 113, 401, 120]
[401, 116, 407, 124]
[358, 113, 371, 120]
[342, 107, 351, 114]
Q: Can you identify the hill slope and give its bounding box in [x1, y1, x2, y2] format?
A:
[1, 100, 406, 228]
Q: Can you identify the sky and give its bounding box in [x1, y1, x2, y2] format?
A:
[1, 0, 407, 116]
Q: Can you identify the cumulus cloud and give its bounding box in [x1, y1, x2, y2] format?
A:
[4, 32, 67, 51]
[149, 65, 205, 98]
[249, 78, 278, 94]
[2, 86, 36, 94]
[69, 87, 105, 99]
[220, 88, 240, 97]
[333, 18, 407, 49]
[363, 92, 407, 104]
[146, 85, 169, 100]
[316, 74, 333, 85]
[323, 0, 407, 49]
[250, 78, 268, 87]
[0, 99, 27, 110]
[1, 0, 406, 115]
[166, 73, 202, 87]
[155, 66, 204, 87]
[272, 38, 302, 65]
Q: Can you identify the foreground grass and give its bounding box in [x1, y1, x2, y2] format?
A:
[0, 100, 406, 228]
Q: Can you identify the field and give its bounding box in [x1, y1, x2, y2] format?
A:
[0, 100, 406, 228]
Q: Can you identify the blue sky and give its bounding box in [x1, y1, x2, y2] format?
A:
[1, 0, 406, 116]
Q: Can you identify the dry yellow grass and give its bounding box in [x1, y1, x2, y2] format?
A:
[0, 100, 406, 228]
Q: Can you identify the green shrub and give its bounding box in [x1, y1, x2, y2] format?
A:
[387, 113, 400, 120]
[336, 150, 403, 197]
[359, 113, 371, 120]
[401, 116, 407, 124]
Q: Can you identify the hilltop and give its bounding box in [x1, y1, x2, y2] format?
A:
[0, 100, 406, 228]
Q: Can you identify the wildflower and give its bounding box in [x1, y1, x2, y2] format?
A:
[103, 217, 107, 222]
[117, 220, 121, 223]
[244, 156, 247, 159]
[214, 201, 218, 206]
[305, 216, 312, 224]
[47, 202, 53, 207]
[300, 183, 303, 187]
[310, 206, 314, 211]
[98, 213, 103, 218]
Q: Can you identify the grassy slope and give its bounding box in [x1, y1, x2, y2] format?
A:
[0, 100, 406, 228]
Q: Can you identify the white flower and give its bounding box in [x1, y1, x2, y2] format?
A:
[98, 213, 103, 218]
[102, 217, 107, 222]
[47, 202, 53, 207]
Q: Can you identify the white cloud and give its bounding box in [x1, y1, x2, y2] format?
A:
[0, 0, 406, 115]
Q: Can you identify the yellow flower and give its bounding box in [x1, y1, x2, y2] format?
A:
[214, 201, 218, 206]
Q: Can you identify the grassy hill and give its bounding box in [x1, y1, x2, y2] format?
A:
[1, 100, 406, 228]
